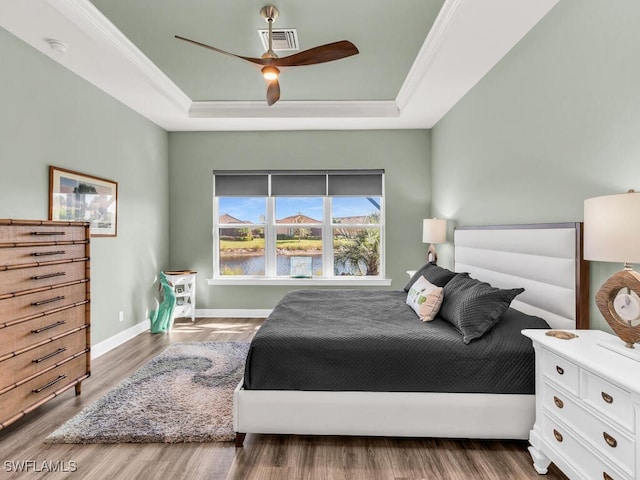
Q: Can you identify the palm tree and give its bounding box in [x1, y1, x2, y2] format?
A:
[334, 228, 380, 276]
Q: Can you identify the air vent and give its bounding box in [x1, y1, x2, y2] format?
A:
[258, 28, 299, 51]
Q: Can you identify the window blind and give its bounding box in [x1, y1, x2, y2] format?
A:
[213, 170, 383, 197]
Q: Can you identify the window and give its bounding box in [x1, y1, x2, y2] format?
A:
[212, 170, 385, 281]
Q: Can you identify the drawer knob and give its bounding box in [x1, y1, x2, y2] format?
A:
[601, 392, 614, 404]
[603, 473, 614, 480]
[555, 365, 564, 375]
[553, 429, 563, 443]
[603, 432, 617, 448]
[553, 396, 564, 409]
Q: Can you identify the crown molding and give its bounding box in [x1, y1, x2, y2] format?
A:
[46, 0, 190, 112]
[189, 100, 399, 119]
[395, 0, 464, 112]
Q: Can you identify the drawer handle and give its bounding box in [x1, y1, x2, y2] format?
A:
[601, 392, 614, 404]
[30, 250, 66, 257]
[603, 432, 617, 448]
[31, 231, 66, 236]
[553, 396, 564, 409]
[555, 365, 564, 375]
[603, 473, 614, 480]
[31, 295, 66, 306]
[31, 272, 66, 280]
[553, 429, 563, 443]
[32, 374, 67, 393]
[32, 320, 66, 333]
[33, 347, 67, 364]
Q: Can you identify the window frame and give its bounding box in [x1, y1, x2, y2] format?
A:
[209, 171, 390, 286]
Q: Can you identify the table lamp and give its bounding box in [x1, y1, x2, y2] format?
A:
[584, 190, 640, 359]
[422, 218, 447, 263]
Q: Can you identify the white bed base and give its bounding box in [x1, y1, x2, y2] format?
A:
[234, 387, 534, 441]
[234, 223, 588, 445]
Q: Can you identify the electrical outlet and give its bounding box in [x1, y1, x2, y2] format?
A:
[118, 311, 124, 323]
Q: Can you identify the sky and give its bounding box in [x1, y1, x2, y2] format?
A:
[219, 197, 381, 224]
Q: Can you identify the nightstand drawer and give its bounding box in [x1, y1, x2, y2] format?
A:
[542, 382, 584, 432]
[542, 349, 579, 395]
[583, 370, 634, 433]
[542, 415, 631, 480]
[543, 382, 635, 476]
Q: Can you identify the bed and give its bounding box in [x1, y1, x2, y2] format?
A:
[233, 223, 589, 446]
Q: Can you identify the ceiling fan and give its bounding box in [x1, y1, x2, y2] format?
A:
[175, 5, 359, 106]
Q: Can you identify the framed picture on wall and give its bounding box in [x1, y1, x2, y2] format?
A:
[49, 166, 118, 237]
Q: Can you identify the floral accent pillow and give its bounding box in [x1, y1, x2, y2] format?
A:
[406, 276, 444, 322]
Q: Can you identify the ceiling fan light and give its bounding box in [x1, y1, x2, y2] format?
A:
[262, 66, 279, 81]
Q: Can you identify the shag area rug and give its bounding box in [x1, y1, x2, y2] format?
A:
[45, 341, 249, 444]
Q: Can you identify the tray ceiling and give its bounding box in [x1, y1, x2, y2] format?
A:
[0, 0, 559, 131]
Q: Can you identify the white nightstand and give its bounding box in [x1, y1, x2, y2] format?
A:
[522, 329, 640, 480]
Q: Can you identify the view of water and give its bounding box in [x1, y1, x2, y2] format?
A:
[220, 254, 361, 276]
[221, 254, 322, 276]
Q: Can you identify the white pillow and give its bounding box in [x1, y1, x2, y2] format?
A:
[406, 275, 444, 322]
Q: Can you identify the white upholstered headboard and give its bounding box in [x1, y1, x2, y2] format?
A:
[454, 223, 589, 330]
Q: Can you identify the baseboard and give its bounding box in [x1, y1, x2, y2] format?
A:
[91, 310, 269, 359]
[195, 309, 272, 318]
[91, 319, 150, 359]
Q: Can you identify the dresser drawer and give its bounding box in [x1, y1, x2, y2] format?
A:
[542, 415, 631, 480]
[0, 329, 88, 393]
[583, 370, 634, 433]
[0, 224, 86, 244]
[0, 243, 87, 268]
[542, 349, 579, 395]
[0, 282, 88, 323]
[543, 382, 635, 476]
[0, 261, 87, 296]
[0, 354, 88, 426]
[0, 304, 86, 357]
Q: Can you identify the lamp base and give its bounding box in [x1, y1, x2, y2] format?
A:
[597, 338, 640, 362]
[426, 244, 438, 264]
[595, 269, 640, 348]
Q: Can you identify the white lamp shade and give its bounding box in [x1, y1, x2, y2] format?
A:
[422, 218, 447, 244]
[584, 191, 640, 263]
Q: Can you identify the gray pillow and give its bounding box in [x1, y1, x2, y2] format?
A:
[440, 273, 524, 344]
[404, 262, 458, 292]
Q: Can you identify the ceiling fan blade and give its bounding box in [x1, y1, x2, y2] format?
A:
[269, 41, 359, 67]
[266, 78, 280, 106]
[175, 35, 266, 66]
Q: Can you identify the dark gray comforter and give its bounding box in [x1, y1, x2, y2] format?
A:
[243, 289, 549, 394]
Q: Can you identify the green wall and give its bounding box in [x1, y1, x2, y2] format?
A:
[168, 130, 431, 310]
[431, 0, 640, 331]
[0, 27, 170, 345]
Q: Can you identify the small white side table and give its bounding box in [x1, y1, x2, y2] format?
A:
[164, 270, 197, 323]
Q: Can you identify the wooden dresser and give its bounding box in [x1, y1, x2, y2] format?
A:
[0, 219, 90, 429]
[522, 329, 640, 480]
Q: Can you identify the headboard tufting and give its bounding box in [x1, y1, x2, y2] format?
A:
[454, 223, 589, 330]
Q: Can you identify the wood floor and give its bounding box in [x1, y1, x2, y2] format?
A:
[0, 317, 568, 480]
